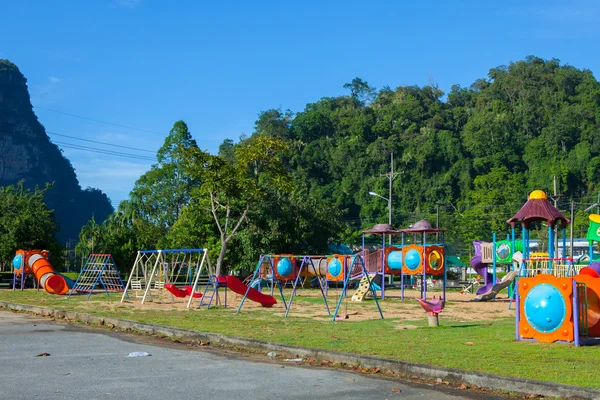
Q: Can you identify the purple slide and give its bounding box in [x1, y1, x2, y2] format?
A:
[471, 254, 492, 295]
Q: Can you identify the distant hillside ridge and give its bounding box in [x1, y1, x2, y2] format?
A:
[0, 59, 113, 243]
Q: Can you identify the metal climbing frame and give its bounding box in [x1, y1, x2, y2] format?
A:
[68, 254, 126, 299]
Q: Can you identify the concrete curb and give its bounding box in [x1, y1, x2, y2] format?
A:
[1, 301, 598, 400]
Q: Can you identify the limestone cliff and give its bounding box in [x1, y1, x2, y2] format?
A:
[0, 59, 113, 242]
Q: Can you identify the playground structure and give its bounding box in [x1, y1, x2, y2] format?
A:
[235, 220, 448, 322]
[510, 190, 600, 346]
[359, 222, 447, 302]
[12, 249, 72, 295]
[68, 254, 127, 299]
[120, 249, 213, 308]
[470, 240, 521, 302]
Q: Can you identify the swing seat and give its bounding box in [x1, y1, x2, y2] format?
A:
[131, 280, 143, 290]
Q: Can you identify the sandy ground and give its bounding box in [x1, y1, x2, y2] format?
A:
[102, 285, 516, 323]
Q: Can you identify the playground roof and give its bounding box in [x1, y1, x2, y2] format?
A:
[362, 220, 447, 235]
[507, 190, 569, 228]
[446, 255, 467, 268]
[362, 224, 399, 234]
[397, 219, 446, 233]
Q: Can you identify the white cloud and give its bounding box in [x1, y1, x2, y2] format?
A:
[113, 0, 142, 9]
[48, 76, 61, 83]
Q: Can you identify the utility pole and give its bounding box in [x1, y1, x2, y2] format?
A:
[436, 204, 440, 242]
[551, 176, 561, 256]
[570, 201, 575, 259]
[381, 153, 401, 227]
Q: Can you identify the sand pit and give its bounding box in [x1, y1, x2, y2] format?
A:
[107, 285, 515, 323]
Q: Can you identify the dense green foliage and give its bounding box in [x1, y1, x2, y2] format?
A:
[82, 56, 600, 271]
[264, 57, 600, 252]
[0, 182, 62, 269]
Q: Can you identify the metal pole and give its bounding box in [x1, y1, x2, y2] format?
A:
[492, 232, 497, 286]
[553, 176, 560, 257]
[389, 153, 393, 227]
[381, 233, 385, 299]
[570, 201, 575, 259]
[401, 232, 405, 301]
[422, 231, 427, 299]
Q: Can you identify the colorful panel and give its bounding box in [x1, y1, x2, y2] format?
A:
[273, 256, 296, 281]
[326, 255, 346, 282]
[518, 275, 573, 343]
[384, 246, 403, 275]
[402, 245, 423, 275]
[573, 274, 600, 337]
[426, 246, 444, 276]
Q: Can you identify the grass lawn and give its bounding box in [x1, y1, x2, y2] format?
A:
[1, 289, 599, 389]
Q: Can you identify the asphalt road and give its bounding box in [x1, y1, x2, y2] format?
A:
[0, 311, 504, 400]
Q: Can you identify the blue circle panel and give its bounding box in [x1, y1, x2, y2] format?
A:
[12, 254, 22, 270]
[328, 258, 342, 277]
[524, 283, 567, 333]
[405, 249, 421, 271]
[276, 258, 293, 277]
[387, 251, 403, 270]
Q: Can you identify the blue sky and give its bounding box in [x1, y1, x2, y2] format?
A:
[1, 0, 599, 206]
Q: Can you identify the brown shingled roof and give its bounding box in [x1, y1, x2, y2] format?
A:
[507, 197, 569, 228]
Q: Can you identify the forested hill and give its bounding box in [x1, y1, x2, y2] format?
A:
[0, 59, 113, 243]
[246, 56, 600, 252]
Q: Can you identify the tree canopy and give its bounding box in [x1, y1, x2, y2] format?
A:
[0, 182, 62, 269]
[78, 56, 600, 272]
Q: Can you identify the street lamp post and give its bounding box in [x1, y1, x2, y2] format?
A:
[369, 191, 391, 225]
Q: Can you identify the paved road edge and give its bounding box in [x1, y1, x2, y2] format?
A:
[1, 301, 598, 400]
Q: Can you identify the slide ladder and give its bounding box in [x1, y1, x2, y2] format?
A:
[198, 276, 227, 309]
[351, 274, 378, 302]
[198, 276, 218, 309]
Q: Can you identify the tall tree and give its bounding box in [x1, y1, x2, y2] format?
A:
[130, 120, 198, 230]
[184, 136, 290, 275]
[0, 182, 62, 268]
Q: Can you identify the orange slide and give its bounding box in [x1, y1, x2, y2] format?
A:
[225, 276, 277, 307]
[13, 250, 69, 295]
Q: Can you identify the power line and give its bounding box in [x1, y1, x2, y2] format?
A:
[47, 131, 156, 153]
[34, 105, 166, 135]
[53, 141, 156, 162]
[1, 122, 157, 154]
[0, 129, 156, 162]
[33, 105, 221, 143]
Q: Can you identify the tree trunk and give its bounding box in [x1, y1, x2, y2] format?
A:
[215, 237, 228, 276]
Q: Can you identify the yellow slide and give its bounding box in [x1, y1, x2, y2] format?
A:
[351, 274, 377, 302]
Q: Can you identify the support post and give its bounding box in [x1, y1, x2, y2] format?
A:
[442, 231, 446, 301]
[570, 201, 575, 260]
[422, 231, 427, 299]
[381, 233, 385, 299]
[492, 232, 497, 286]
[573, 279, 580, 347]
[401, 232, 405, 301]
